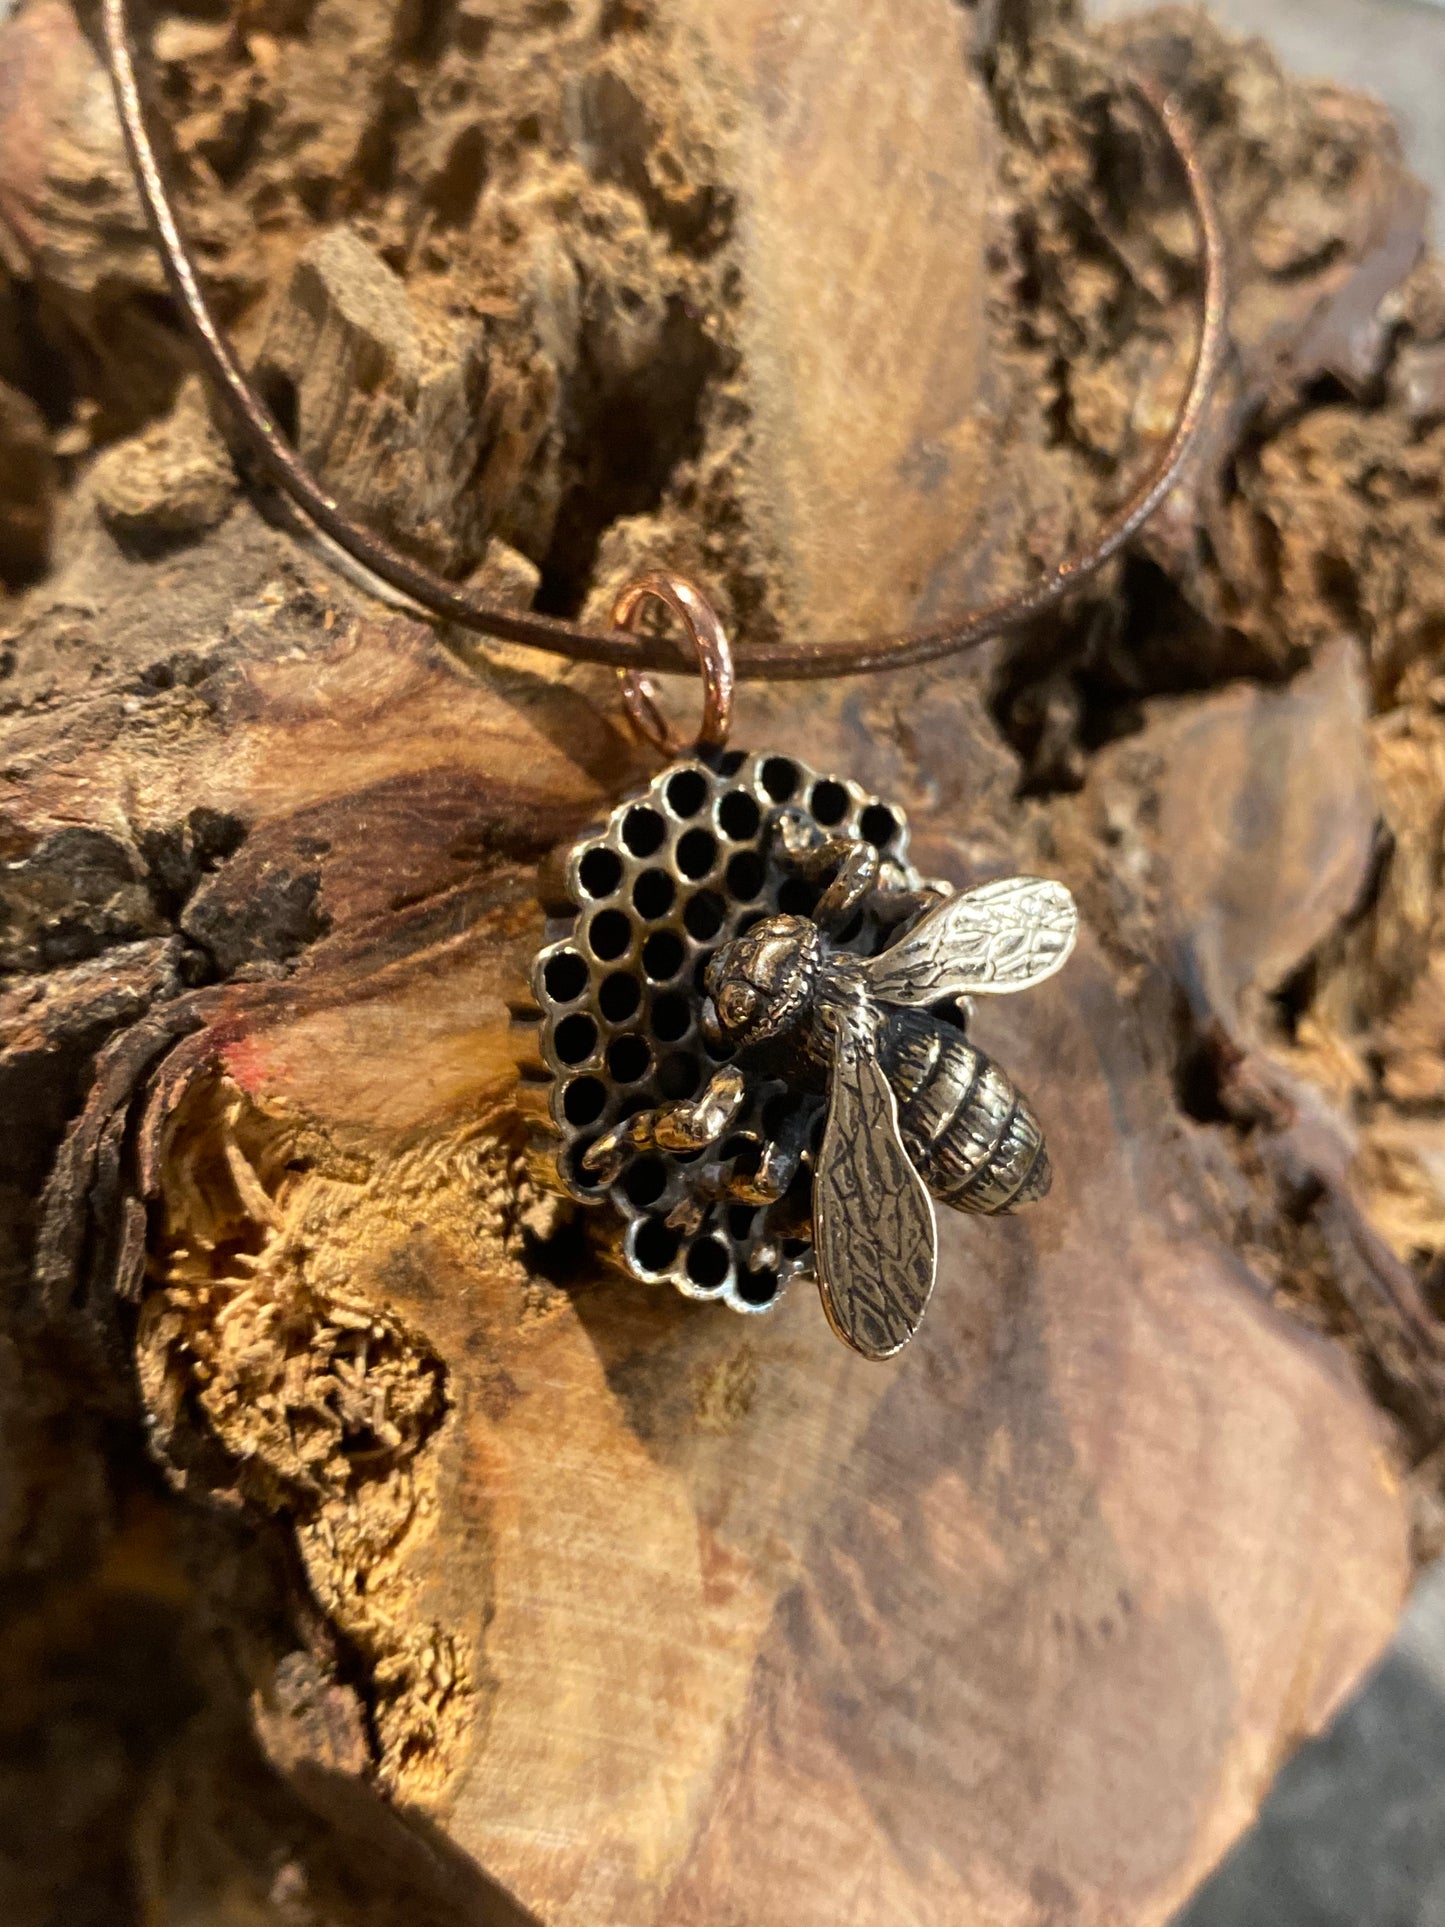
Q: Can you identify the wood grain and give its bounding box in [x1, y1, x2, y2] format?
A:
[2, 0, 1442, 1921]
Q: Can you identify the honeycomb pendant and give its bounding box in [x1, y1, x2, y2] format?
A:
[530, 748, 920, 1315]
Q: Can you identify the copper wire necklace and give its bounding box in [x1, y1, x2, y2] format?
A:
[104, 0, 1228, 1356]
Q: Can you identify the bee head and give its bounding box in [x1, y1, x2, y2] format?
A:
[702, 915, 821, 1053]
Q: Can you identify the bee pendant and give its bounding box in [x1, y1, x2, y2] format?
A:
[583, 817, 1077, 1360]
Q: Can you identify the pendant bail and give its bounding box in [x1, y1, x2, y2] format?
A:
[612, 572, 735, 758]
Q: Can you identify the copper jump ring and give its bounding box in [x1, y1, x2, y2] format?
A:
[613, 573, 735, 757]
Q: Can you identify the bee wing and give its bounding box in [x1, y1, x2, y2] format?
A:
[814, 1025, 937, 1360]
[861, 875, 1077, 1006]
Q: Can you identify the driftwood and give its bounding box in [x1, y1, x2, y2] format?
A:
[1, 0, 1444, 1921]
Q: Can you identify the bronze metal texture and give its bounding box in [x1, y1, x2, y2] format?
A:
[527, 751, 923, 1314]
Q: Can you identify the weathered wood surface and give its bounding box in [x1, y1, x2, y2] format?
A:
[2, 0, 1445, 1923]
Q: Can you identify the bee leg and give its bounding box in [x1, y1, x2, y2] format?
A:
[665, 1148, 747, 1233]
[582, 1065, 747, 1185]
[770, 813, 883, 932]
[727, 1105, 810, 1206]
[666, 1191, 708, 1235]
[813, 843, 883, 930]
[871, 877, 952, 929]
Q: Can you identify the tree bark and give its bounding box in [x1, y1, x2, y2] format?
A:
[2, 0, 1444, 1923]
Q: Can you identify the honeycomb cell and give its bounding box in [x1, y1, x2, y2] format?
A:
[676, 827, 718, 880]
[608, 1035, 651, 1084]
[651, 991, 690, 1042]
[860, 803, 899, 849]
[634, 1216, 681, 1274]
[578, 846, 623, 898]
[622, 1156, 667, 1207]
[738, 1267, 779, 1305]
[683, 890, 725, 940]
[622, 806, 666, 857]
[718, 789, 762, 840]
[725, 850, 765, 901]
[530, 749, 920, 1318]
[563, 1076, 607, 1127]
[760, 756, 799, 801]
[599, 971, 641, 1023]
[642, 929, 685, 981]
[632, 868, 676, 920]
[588, 909, 632, 960]
[542, 949, 588, 1003]
[554, 1012, 598, 1065]
[776, 874, 820, 917]
[658, 1050, 701, 1099]
[686, 1238, 731, 1289]
[665, 767, 708, 818]
[810, 779, 849, 826]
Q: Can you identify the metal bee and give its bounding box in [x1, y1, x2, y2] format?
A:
[584, 812, 1077, 1358]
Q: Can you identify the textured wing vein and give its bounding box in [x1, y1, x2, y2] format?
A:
[862, 875, 1077, 1005]
[815, 1031, 937, 1360]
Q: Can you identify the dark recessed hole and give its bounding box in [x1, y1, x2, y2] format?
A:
[643, 929, 685, 981]
[718, 790, 761, 841]
[599, 972, 641, 1023]
[255, 367, 299, 442]
[588, 908, 632, 961]
[836, 911, 864, 946]
[622, 1156, 667, 1208]
[686, 1237, 730, 1288]
[693, 952, 715, 994]
[760, 757, 798, 802]
[810, 779, 849, 826]
[761, 1091, 795, 1138]
[726, 1203, 756, 1241]
[658, 1051, 701, 1099]
[738, 1268, 778, 1305]
[676, 828, 718, 880]
[634, 1216, 681, 1273]
[554, 1012, 598, 1065]
[652, 992, 690, 1043]
[563, 1076, 607, 1127]
[716, 749, 747, 776]
[578, 846, 623, 898]
[782, 1237, 810, 1260]
[725, 850, 765, 901]
[622, 806, 666, 857]
[608, 1034, 651, 1083]
[665, 767, 708, 818]
[632, 868, 675, 920]
[776, 875, 820, 917]
[684, 891, 726, 941]
[719, 1134, 754, 1163]
[618, 1091, 654, 1120]
[859, 803, 898, 849]
[565, 1137, 603, 1190]
[543, 949, 588, 1004]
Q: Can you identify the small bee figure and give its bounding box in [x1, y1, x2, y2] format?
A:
[585, 814, 1077, 1358]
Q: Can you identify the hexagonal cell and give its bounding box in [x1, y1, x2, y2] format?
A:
[529, 750, 920, 1316]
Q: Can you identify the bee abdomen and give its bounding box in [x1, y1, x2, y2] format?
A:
[882, 1010, 1051, 1215]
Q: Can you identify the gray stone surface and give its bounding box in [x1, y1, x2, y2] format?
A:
[1092, 0, 1445, 210]
[1175, 1561, 1445, 1926]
